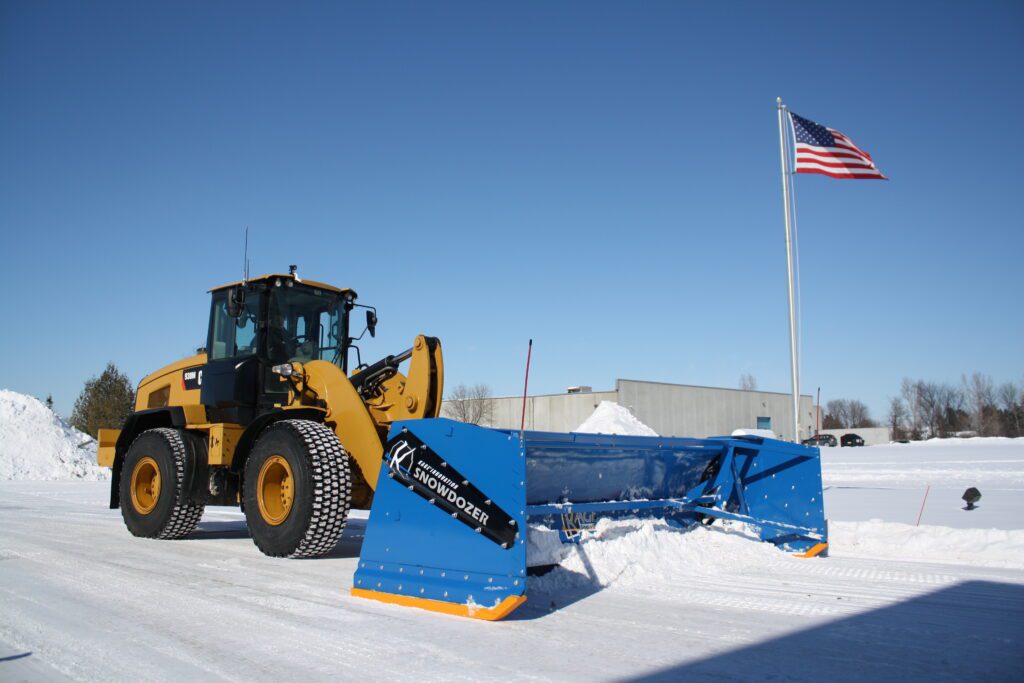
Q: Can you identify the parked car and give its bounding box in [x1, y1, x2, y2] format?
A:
[840, 433, 865, 447]
[802, 434, 837, 447]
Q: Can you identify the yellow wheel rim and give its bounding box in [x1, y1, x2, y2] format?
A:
[130, 457, 161, 515]
[257, 455, 294, 526]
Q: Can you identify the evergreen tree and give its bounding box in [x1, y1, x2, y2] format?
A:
[45, 394, 54, 410]
[70, 363, 135, 438]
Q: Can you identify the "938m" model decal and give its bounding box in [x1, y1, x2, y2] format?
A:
[383, 430, 518, 549]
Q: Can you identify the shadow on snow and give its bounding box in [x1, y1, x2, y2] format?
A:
[188, 516, 368, 559]
[626, 580, 1024, 682]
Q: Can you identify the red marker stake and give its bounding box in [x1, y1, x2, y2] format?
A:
[916, 485, 931, 526]
[520, 339, 533, 439]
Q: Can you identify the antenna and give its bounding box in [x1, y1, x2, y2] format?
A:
[242, 227, 249, 284]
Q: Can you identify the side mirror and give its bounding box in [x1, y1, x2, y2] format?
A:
[226, 285, 246, 318]
[366, 310, 377, 338]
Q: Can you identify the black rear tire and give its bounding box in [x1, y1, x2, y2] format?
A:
[243, 419, 352, 558]
[120, 428, 206, 539]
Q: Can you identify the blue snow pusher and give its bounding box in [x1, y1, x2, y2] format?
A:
[352, 418, 827, 620]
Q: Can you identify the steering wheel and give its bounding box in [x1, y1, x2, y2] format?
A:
[281, 333, 308, 346]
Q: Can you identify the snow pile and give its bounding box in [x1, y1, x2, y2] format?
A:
[0, 389, 107, 480]
[530, 518, 787, 591]
[830, 520, 1024, 569]
[575, 401, 657, 436]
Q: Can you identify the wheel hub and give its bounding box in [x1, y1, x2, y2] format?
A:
[257, 455, 294, 526]
[130, 456, 161, 515]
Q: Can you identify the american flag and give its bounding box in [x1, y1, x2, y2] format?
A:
[789, 112, 886, 179]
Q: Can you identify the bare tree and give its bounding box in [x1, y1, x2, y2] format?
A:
[900, 378, 924, 439]
[443, 383, 495, 426]
[963, 372, 997, 436]
[824, 398, 875, 429]
[824, 399, 849, 429]
[847, 400, 875, 428]
[997, 381, 1022, 437]
[887, 397, 907, 440]
[738, 374, 757, 391]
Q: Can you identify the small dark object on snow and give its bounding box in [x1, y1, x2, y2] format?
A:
[962, 487, 981, 510]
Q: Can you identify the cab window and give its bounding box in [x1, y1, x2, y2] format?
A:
[208, 291, 260, 360]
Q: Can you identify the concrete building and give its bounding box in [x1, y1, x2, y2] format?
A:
[442, 379, 816, 442]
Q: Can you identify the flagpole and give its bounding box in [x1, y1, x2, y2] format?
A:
[777, 97, 801, 442]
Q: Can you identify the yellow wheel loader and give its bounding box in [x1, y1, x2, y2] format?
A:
[98, 269, 443, 558]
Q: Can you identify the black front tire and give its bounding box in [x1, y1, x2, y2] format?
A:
[120, 428, 206, 539]
[243, 419, 352, 558]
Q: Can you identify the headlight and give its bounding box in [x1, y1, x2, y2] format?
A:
[271, 363, 295, 377]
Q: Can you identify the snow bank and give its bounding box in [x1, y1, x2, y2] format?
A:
[0, 389, 107, 480]
[575, 401, 657, 436]
[830, 520, 1024, 569]
[530, 518, 788, 592]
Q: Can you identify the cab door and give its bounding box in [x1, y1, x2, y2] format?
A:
[200, 289, 261, 424]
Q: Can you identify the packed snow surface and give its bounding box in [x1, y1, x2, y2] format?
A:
[1, 425, 1022, 679]
[830, 520, 1024, 569]
[0, 390, 107, 481]
[575, 400, 657, 436]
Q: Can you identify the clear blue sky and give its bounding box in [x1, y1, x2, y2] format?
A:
[1, 1, 1021, 421]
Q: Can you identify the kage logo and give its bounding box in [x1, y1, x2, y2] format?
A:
[381, 430, 519, 549]
[387, 439, 416, 474]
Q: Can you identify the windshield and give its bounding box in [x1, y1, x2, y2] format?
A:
[266, 285, 344, 364]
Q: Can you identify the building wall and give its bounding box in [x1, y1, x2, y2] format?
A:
[441, 379, 816, 441]
[443, 391, 616, 432]
[819, 427, 892, 446]
[616, 380, 815, 441]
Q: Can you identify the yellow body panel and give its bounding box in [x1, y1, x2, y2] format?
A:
[201, 423, 245, 466]
[135, 353, 207, 414]
[97, 429, 120, 467]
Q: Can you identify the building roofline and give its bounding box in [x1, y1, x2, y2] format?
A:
[448, 379, 813, 402]
[616, 378, 813, 400]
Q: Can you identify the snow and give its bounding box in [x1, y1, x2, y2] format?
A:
[731, 427, 778, 438]
[830, 521, 1024, 569]
[0, 390, 108, 481]
[575, 400, 657, 436]
[821, 437, 1024, 529]
[0, 424, 1022, 679]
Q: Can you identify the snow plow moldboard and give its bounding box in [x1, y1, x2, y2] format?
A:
[351, 418, 827, 620]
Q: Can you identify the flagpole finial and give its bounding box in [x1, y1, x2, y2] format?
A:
[777, 96, 783, 107]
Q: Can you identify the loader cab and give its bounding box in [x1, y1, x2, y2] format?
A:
[200, 274, 359, 424]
